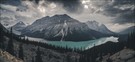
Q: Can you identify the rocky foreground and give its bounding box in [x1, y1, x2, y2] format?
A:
[1, 47, 135, 62]
[98, 48, 135, 62]
[0, 49, 23, 62]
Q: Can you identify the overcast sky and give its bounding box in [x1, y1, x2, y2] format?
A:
[0, 0, 135, 32]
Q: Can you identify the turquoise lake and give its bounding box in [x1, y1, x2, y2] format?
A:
[46, 36, 119, 50]
[25, 36, 119, 50]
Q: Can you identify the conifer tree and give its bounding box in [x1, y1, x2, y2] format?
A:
[99, 52, 103, 61]
[35, 47, 43, 62]
[0, 27, 5, 49]
[127, 30, 135, 49]
[32, 57, 34, 62]
[66, 54, 71, 62]
[19, 43, 24, 60]
[6, 27, 15, 56]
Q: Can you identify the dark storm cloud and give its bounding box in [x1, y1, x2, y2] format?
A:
[45, 0, 83, 13]
[31, 0, 40, 4]
[19, 0, 83, 12]
[93, 0, 135, 24]
[114, 0, 135, 24]
[1, 0, 134, 24]
[113, 9, 135, 24]
[112, 0, 135, 24]
[113, 0, 135, 5]
[1, 0, 83, 12]
[22, 0, 83, 12]
[0, 0, 21, 6]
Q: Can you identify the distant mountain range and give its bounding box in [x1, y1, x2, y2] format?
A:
[118, 26, 135, 35]
[117, 26, 135, 42]
[12, 21, 26, 31]
[85, 21, 114, 34]
[7, 21, 26, 35]
[21, 14, 109, 41]
[0, 23, 8, 33]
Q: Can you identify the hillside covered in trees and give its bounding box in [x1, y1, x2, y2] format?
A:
[0, 23, 135, 62]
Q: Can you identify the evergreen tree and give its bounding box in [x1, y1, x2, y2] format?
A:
[32, 57, 34, 62]
[106, 58, 112, 62]
[35, 47, 43, 62]
[99, 51, 103, 61]
[6, 27, 15, 56]
[75, 58, 78, 62]
[0, 27, 5, 49]
[91, 44, 96, 62]
[19, 43, 24, 60]
[66, 54, 71, 62]
[127, 30, 135, 49]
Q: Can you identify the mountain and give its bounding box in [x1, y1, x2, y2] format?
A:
[0, 23, 8, 33]
[118, 26, 135, 34]
[85, 21, 114, 34]
[21, 14, 107, 41]
[7, 21, 26, 35]
[12, 21, 26, 31]
[118, 26, 135, 42]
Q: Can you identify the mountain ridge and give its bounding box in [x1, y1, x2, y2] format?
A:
[21, 14, 107, 41]
[85, 21, 114, 35]
[12, 21, 26, 31]
[118, 26, 135, 34]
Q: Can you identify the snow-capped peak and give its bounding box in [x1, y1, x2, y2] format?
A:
[16, 21, 25, 25]
[11, 21, 26, 31]
[13, 21, 26, 27]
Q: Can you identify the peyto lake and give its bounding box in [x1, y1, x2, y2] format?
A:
[25, 36, 119, 50]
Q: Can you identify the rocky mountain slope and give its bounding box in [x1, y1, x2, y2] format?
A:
[22, 14, 107, 41]
[12, 21, 26, 31]
[6, 21, 26, 35]
[118, 26, 135, 35]
[85, 21, 114, 34]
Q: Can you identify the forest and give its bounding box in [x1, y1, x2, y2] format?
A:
[0, 24, 135, 62]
